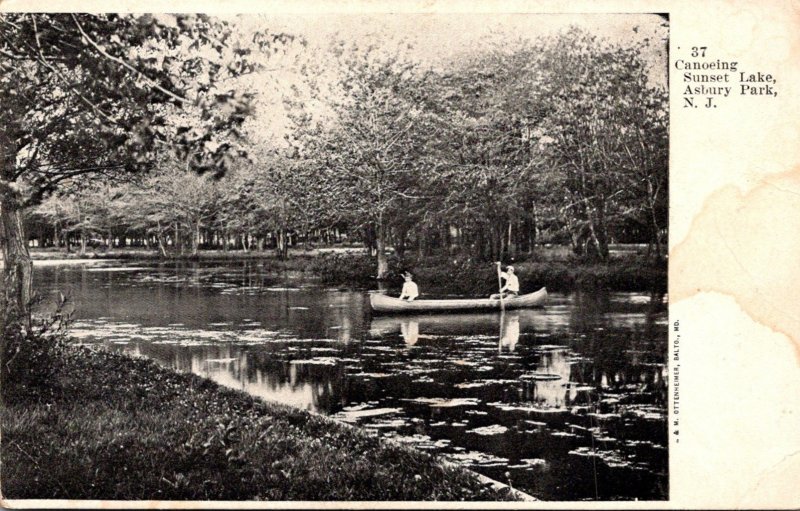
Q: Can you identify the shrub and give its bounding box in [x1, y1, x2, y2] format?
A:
[308, 253, 377, 285]
[305, 251, 666, 293]
[2, 295, 72, 404]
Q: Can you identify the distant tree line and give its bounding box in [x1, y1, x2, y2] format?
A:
[24, 27, 667, 279]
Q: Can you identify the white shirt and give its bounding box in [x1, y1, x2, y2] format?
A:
[501, 272, 520, 292]
[400, 281, 419, 300]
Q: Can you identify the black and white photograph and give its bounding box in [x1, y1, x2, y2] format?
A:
[0, 9, 670, 503]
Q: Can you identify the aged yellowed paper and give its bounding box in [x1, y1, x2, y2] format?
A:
[1, 0, 798, 509]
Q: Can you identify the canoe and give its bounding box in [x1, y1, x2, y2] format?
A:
[370, 287, 547, 313]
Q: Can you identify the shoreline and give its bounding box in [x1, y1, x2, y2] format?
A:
[15, 247, 667, 293]
[1, 343, 524, 502]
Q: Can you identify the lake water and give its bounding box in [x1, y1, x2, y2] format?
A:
[34, 259, 668, 501]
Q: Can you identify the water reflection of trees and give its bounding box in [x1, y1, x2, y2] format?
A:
[518, 348, 572, 409]
[129, 342, 348, 413]
[244, 350, 347, 413]
[567, 290, 667, 336]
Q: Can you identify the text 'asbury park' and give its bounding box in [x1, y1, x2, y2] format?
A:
[675, 58, 777, 108]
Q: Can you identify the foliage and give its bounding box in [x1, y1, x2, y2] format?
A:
[17, 23, 667, 273]
[1, 13, 291, 200]
[306, 251, 665, 293]
[2, 294, 72, 404]
[308, 253, 378, 284]
[287, 41, 448, 276]
[1, 13, 293, 364]
[524, 28, 668, 259]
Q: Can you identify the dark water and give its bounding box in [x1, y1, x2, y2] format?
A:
[33, 259, 668, 501]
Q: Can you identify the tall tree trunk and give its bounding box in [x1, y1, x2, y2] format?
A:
[54, 222, 61, 250]
[363, 224, 375, 256]
[587, 221, 608, 260]
[156, 233, 167, 257]
[1, 187, 34, 387]
[191, 221, 200, 256]
[647, 184, 663, 261]
[394, 225, 407, 258]
[592, 201, 610, 260]
[276, 229, 289, 260]
[175, 222, 183, 256]
[375, 217, 389, 280]
[475, 228, 485, 261]
[155, 220, 167, 257]
[507, 222, 513, 259]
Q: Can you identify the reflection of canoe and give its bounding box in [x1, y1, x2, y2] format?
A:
[369, 312, 522, 348]
[370, 287, 547, 313]
[370, 311, 520, 336]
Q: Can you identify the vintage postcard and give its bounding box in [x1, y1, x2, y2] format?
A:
[0, 0, 797, 509]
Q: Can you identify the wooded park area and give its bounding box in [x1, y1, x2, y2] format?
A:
[14, 17, 668, 273]
[1, 14, 668, 371]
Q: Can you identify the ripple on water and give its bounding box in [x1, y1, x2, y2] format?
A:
[363, 419, 410, 429]
[454, 381, 486, 389]
[569, 446, 646, 470]
[401, 397, 481, 408]
[534, 344, 569, 351]
[289, 357, 340, 366]
[622, 405, 666, 421]
[488, 401, 567, 414]
[520, 372, 562, 381]
[508, 458, 547, 470]
[85, 267, 149, 272]
[443, 450, 509, 468]
[333, 407, 403, 423]
[467, 424, 508, 436]
[385, 433, 451, 451]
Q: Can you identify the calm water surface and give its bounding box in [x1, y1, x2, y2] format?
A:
[34, 259, 668, 501]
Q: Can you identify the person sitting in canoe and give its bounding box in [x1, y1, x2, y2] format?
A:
[399, 271, 419, 301]
[491, 263, 519, 299]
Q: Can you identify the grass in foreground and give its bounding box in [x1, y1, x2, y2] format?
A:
[1, 345, 519, 501]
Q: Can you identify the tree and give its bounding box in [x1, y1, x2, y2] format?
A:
[431, 59, 547, 261]
[0, 13, 290, 383]
[526, 27, 668, 260]
[217, 150, 310, 258]
[130, 161, 219, 256]
[430, 29, 667, 261]
[288, 42, 443, 277]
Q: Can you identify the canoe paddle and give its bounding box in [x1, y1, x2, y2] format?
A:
[495, 261, 505, 311]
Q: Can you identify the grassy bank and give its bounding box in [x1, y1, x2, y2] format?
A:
[1, 344, 519, 501]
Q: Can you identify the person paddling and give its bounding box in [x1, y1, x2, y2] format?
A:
[492, 263, 519, 299]
[399, 271, 419, 301]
